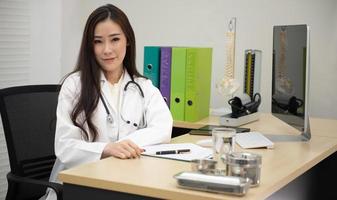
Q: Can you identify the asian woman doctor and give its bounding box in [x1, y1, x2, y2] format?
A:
[43, 4, 173, 200]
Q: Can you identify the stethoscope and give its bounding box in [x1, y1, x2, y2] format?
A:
[99, 78, 146, 128]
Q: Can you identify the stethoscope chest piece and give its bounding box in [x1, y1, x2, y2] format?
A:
[107, 114, 114, 124]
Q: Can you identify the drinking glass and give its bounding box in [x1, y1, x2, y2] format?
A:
[212, 127, 236, 175]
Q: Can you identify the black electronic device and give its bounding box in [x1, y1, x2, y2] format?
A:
[219, 93, 261, 127]
[228, 93, 261, 118]
[189, 125, 250, 136]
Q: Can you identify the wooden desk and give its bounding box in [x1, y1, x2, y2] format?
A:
[59, 114, 337, 200]
[174, 113, 337, 138]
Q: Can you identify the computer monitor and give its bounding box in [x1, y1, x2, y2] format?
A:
[270, 24, 311, 142]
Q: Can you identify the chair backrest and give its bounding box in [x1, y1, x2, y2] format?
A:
[0, 85, 60, 180]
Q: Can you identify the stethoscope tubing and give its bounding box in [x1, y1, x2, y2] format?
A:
[100, 79, 145, 127]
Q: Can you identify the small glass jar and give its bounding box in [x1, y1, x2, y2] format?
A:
[226, 152, 262, 187]
[191, 159, 217, 174]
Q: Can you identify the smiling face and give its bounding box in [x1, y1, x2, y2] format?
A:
[93, 19, 127, 83]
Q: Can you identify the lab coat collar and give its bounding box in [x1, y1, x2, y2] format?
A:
[99, 69, 133, 115]
[99, 69, 132, 88]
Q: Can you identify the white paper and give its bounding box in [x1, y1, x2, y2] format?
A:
[142, 143, 212, 161]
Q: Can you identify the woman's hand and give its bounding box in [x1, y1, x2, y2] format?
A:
[102, 139, 144, 159]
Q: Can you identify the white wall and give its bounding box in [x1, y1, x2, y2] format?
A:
[60, 0, 337, 119]
[60, 0, 86, 77]
[30, 0, 61, 84]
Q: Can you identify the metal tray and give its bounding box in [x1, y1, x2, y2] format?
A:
[174, 171, 250, 196]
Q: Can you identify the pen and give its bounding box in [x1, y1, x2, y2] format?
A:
[155, 149, 191, 155]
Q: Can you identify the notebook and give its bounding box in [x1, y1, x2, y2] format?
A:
[235, 132, 274, 149]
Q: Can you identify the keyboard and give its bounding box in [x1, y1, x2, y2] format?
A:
[235, 132, 274, 149]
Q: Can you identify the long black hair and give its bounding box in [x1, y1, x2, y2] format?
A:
[70, 4, 142, 141]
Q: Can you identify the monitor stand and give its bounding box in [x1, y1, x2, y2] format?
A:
[264, 123, 311, 142]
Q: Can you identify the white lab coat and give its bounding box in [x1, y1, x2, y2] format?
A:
[44, 71, 173, 200]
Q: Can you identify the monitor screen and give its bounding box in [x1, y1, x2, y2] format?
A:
[271, 24, 311, 141]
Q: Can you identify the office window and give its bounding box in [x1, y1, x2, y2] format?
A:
[0, 0, 31, 198]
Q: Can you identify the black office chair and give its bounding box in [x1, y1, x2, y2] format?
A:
[0, 85, 63, 200]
